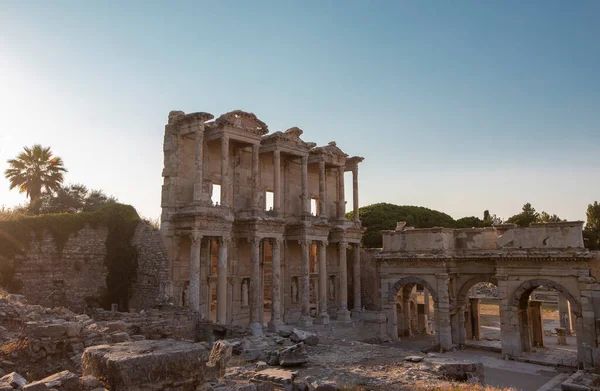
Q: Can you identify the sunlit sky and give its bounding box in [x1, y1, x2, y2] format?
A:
[1, 1, 599, 222]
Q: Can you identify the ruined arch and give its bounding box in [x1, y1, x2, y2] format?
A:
[509, 278, 581, 316]
[457, 275, 498, 304]
[388, 276, 438, 304]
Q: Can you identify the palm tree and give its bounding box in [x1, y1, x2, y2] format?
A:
[4, 145, 67, 213]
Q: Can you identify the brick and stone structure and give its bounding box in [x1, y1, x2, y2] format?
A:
[160, 110, 364, 335]
[377, 221, 600, 369]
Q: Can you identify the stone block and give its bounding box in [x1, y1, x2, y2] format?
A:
[0, 372, 27, 389]
[208, 340, 232, 378]
[279, 343, 308, 366]
[22, 380, 49, 391]
[82, 339, 209, 391]
[40, 370, 79, 391]
[290, 329, 319, 346]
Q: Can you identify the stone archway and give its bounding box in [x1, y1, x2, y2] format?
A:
[455, 275, 499, 346]
[388, 276, 438, 304]
[505, 278, 583, 363]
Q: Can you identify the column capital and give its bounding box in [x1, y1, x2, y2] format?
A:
[220, 236, 232, 246]
[190, 230, 202, 244]
[339, 241, 350, 250]
[298, 239, 312, 247]
[320, 240, 329, 248]
[270, 237, 283, 246]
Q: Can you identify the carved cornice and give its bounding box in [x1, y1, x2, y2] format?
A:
[261, 127, 316, 150]
[214, 110, 268, 135]
[169, 111, 214, 126]
[311, 141, 349, 158]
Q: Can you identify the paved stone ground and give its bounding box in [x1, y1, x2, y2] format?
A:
[392, 335, 576, 391]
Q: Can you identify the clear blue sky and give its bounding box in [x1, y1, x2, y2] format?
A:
[1, 1, 599, 222]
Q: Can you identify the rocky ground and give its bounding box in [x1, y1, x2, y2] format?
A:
[1, 294, 510, 391]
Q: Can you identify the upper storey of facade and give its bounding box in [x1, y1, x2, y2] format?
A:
[160, 109, 364, 227]
[379, 221, 588, 258]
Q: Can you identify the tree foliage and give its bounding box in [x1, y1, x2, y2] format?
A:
[505, 203, 564, 227]
[584, 201, 600, 250]
[349, 203, 456, 248]
[37, 183, 117, 214]
[4, 145, 67, 213]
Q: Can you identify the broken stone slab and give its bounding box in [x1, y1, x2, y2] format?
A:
[425, 358, 484, 383]
[405, 355, 424, 362]
[208, 340, 233, 378]
[26, 322, 67, 338]
[22, 380, 49, 391]
[82, 339, 209, 391]
[252, 368, 297, 391]
[279, 343, 308, 366]
[305, 376, 338, 391]
[40, 370, 79, 391]
[290, 329, 318, 346]
[0, 372, 27, 389]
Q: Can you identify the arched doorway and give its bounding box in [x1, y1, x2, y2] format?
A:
[507, 278, 583, 366]
[388, 276, 439, 345]
[456, 276, 499, 348]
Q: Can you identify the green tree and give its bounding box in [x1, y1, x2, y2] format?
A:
[506, 203, 540, 227]
[4, 145, 67, 213]
[539, 211, 564, 223]
[38, 183, 117, 214]
[584, 201, 600, 250]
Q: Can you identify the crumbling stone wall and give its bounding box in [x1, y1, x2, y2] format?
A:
[7, 222, 167, 313]
[360, 248, 381, 310]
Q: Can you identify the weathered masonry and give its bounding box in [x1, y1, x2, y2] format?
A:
[377, 221, 600, 368]
[160, 110, 364, 335]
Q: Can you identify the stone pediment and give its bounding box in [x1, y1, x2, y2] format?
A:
[169, 111, 214, 125]
[261, 127, 316, 150]
[214, 110, 268, 136]
[311, 141, 349, 158]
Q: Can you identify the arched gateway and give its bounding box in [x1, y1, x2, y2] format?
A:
[376, 222, 600, 369]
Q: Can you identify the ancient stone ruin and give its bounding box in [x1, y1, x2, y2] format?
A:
[160, 110, 365, 334]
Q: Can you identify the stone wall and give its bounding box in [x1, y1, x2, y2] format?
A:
[348, 248, 380, 311]
[7, 221, 167, 313]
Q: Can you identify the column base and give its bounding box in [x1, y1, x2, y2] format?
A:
[298, 316, 313, 327]
[314, 312, 330, 325]
[336, 309, 351, 322]
[248, 322, 264, 337]
[351, 310, 362, 320]
[267, 319, 284, 332]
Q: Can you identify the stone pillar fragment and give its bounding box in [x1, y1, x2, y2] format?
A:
[299, 239, 313, 326]
[470, 297, 481, 340]
[402, 295, 411, 336]
[273, 150, 281, 214]
[318, 160, 327, 218]
[352, 244, 361, 312]
[558, 295, 573, 335]
[217, 237, 229, 324]
[268, 238, 283, 331]
[529, 300, 544, 347]
[252, 143, 260, 210]
[193, 121, 205, 202]
[337, 242, 351, 321]
[436, 274, 453, 350]
[220, 135, 229, 207]
[352, 166, 359, 222]
[337, 167, 346, 219]
[315, 241, 329, 325]
[301, 156, 309, 216]
[424, 288, 431, 333]
[189, 231, 202, 312]
[249, 238, 263, 336]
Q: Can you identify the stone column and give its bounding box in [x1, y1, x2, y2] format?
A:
[273, 150, 281, 214]
[457, 304, 466, 345]
[301, 155, 309, 216]
[337, 241, 351, 321]
[248, 238, 263, 336]
[387, 304, 399, 341]
[352, 243, 361, 312]
[193, 121, 205, 202]
[470, 297, 481, 340]
[337, 167, 346, 219]
[436, 273, 453, 351]
[189, 231, 202, 312]
[299, 239, 313, 326]
[315, 240, 330, 325]
[402, 294, 411, 336]
[268, 238, 283, 331]
[318, 160, 327, 218]
[529, 300, 544, 347]
[252, 143, 260, 210]
[424, 288, 431, 333]
[217, 237, 229, 324]
[558, 295, 572, 335]
[352, 166, 359, 222]
[220, 135, 229, 207]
